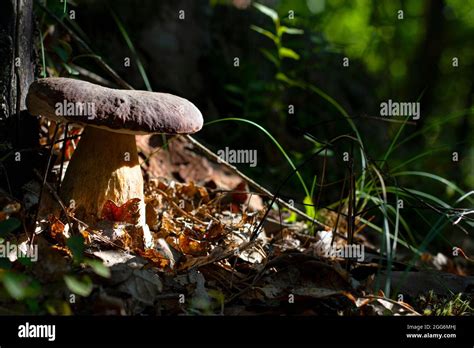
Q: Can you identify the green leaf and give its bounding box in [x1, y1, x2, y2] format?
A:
[224, 84, 244, 95]
[260, 48, 280, 67]
[39, 32, 47, 78]
[278, 26, 304, 36]
[84, 259, 111, 278]
[64, 275, 93, 297]
[53, 45, 69, 62]
[284, 211, 298, 223]
[279, 47, 300, 60]
[304, 196, 316, 219]
[309, 175, 318, 202]
[250, 25, 278, 43]
[17, 257, 33, 267]
[0, 218, 21, 236]
[46, 0, 68, 20]
[253, 3, 279, 23]
[275, 72, 304, 87]
[0, 257, 12, 270]
[227, 97, 244, 108]
[2, 272, 41, 300]
[25, 298, 40, 314]
[66, 235, 85, 262]
[392, 171, 467, 198]
[62, 62, 80, 76]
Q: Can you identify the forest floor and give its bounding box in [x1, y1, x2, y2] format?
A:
[0, 132, 473, 316]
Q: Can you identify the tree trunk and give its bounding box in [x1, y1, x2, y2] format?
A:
[0, 0, 38, 196]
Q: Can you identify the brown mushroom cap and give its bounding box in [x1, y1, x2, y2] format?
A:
[26, 78, 203, 134]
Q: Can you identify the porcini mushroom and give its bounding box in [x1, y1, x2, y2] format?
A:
[26, 78, 203, 244]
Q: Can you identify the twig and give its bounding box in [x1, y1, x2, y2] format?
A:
[57, 123, 69, 193]
[33, 176, 130, 251]
[185, 135, 330, 230]
[68, 63, 115, 87]
[156, 188, 207, 225]
[52, 133, 81, 145]
[189, 240, 255, 270]
[33, 168, 73, 233]
[331, 171, 347, 246]
[34, 123, 59, 224]
[0, 162, 13, 195]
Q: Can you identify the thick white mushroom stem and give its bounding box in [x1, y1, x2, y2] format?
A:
[60, 126, 145, 227]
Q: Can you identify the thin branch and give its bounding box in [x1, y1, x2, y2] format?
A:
[34, 123, 59, 224]
[57, 123, 69, 193]
[185, 135, 330, 230]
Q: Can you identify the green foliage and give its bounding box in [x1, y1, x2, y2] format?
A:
[419, 291, 474, 316]
[0, 218, 21, 237]
[252, 2, 304, 66]
[66, 235, 85, 263]
[111, 10, 152, 91]
[253, 3, 279, 24]
[206, 117, 310, 197]
[64, 235, 109, 297]
[63, 275, 93, 297]
[303, 195, 316, 220]
[84, 259, 111, 279]
[0, 271, 41, 301]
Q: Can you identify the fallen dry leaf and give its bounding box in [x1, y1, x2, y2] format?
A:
[101, 198, 141, 224]
[138, 249, 171, 270]
[116, 268, 163, 306]
[355, 295, 421, 316]
[178, 233, 208, 256]
[203, 221, 226, 242]
[95, 221, 134, 250]
[48, 214, 67, 243]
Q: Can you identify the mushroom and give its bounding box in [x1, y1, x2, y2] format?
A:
[26, 78, 203, 246]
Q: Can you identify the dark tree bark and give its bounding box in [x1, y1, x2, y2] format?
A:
[0, 0, 38, 196]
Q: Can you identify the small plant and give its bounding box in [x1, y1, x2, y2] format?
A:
[418, 291, 474, 316]
[251, 3, 303, 74]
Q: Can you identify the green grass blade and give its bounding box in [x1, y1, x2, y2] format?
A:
[40, 31, 47, 78]
[111, 11, 152, 91]
[205, 117, 310, 197]
[358, 217, 420, 255]
[393, 171, 470, 202]
[393, 108, 473, 151]
[390, 146, 450, 172]
[253, 3, 279, 24]
[250, 25, 278, 43]
[382, 116, 411, 164]
[382, 90, 426, 164]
